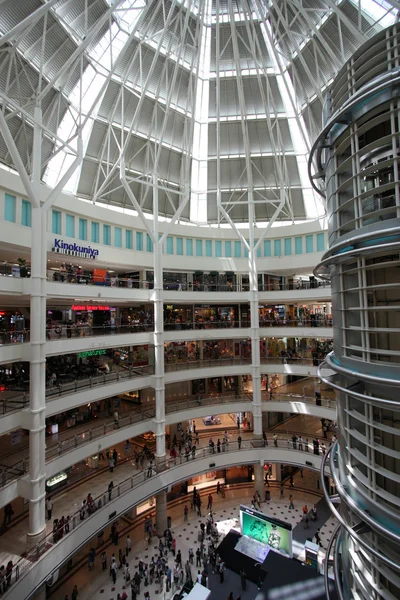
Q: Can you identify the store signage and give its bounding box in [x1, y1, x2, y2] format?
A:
[72, 305, 111, 311]
[52, 239, 99, 259]
[78, 349, 107, 359]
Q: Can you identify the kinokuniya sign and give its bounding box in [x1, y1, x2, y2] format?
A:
[52, 239, 99, 259]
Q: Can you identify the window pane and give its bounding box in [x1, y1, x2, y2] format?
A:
[206, 240, 212, 257]
[306, 235, 314, 253]
[66, 214, 75, 237]
[215, 241, 222, 257]
[274, 239, 281, 256]
[196, 239, 202, 256]
[126, 230, 133, 249]
[4, 193, 16, 222]
[234, 241, 241, 258]
[166, 236, 173, 255]
[264, 240, 271, 256]
[244, 242, 249, 258]
[176, 238, 183, 255]
[21, 200, 31, 227]
[186, 239, 193, 256]
[317, 232, 325, 252]
[256, 242, 261, 258]
[136, 231, 143, 251]
[52, 210, 61, 235]
[146, 233, 153, 252]
[115, 227, 122, 247]
[295, 237, 302, 254]
[284, 238, 292, 256]
[103, 224, 111, 245]
[91, 221, 99, 243]
[225, 241, 232, 257]
[78, 218, 87, 240]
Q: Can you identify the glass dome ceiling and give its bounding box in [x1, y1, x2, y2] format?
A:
[0, 0, 397, 224]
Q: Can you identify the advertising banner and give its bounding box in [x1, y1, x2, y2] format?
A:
[240, 505, 293, 558]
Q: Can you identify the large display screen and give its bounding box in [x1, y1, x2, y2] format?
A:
[240, 505, 293, 558]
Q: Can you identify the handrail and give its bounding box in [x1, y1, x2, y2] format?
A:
[0, 355, 330, 421]
[0, 318, 333, 345]
[45, 271, 330, 292]
[0, 391, 335, 484]
[7, 436, 324, 592]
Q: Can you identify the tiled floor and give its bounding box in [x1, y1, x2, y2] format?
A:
[54, 473, 336, 600]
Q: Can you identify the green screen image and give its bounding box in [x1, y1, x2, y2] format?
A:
[240, 506, 293, 558]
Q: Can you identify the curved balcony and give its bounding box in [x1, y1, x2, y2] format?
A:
[0, 391, 335, 494]
[5, 440, 325, 600]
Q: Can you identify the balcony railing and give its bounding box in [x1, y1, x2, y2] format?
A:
[7, 435, 326, 591]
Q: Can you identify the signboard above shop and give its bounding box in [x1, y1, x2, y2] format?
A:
[72, 305, 114, 311]
[52, 239, 99, 259]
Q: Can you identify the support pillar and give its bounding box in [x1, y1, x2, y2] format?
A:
[26, 110, 47, 548]
[153, 179, 166, 466]
[155, 490, 168, 535]
[249, 253, 262, 437]
[253, 463, 265, 499]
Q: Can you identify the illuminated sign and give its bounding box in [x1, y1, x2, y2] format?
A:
[240, 505, 293, 558]
[72, 305, 112, 311]
[78, 350, 107, 359]
[52, 239, 99, 259]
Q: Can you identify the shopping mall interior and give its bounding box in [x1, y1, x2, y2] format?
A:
[0, 2, 399, 600]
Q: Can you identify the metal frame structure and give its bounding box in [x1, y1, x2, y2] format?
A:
[0, 0, 398, 556]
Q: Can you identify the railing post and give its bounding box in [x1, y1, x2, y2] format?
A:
[74, 435, 77, 448]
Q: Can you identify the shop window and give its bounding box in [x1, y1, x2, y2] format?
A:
[176, 237, 183, 255]
[264, 240, 271, 256]
[21, 200, 31, 227]
[146, 233, 153, 252]
[234, 241, 241, 258]
[4, 193, 16, 223]
[91, 221, 99, 243]
[126, 230, 133, 249]
[196, 239, 203, 256]
[66, 214, 75, 238]
[317, 232, 325, 252]
[306, 235, 314, 253]
[114, 227, 122, 247]
[274, 239, 281, 256]
[136, 231, 143, 251]
[225, 241, 232, 257]
[103, 224, 111, 246]
[295, 237, 302, 254]
[206, 240, 213, 257]
[284, 238, 292, 256]
[186, 239, 193, 256]
[166, 236, 173, 255]
[78, 218, 87, 240]
[215, 241, 222, 257]
[52, 210, 61, 235]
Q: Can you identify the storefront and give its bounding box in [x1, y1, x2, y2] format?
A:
[71, 304, 117, 332]
[163, 272, 187, 290]
[164, 305, 193, 330]
[194, 305, 238, 328]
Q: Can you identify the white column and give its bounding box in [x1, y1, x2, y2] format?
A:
[248, 227, 262, 437]
[155, 490, 168, 535]
[153, 179, 165, 463]
[27, 205, 47, 547]
[253, 463, 265, 498]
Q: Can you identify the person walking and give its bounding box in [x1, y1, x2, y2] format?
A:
[126, 535, 131, 555]
[101, 551, 107, 571]
[2, 503, 13, 527]
[207, 494, 213, 511]
[219, 561, 225, 583]
[110, 558, 117, 584]
[46, 497, 53, 521]
[71, 585, 79, 600]
[184, 504, 189, 522]
[289, 495, 294, 510]
[108, 481, 114, 501]
[273, 434, 278, 447]
[280, 484, 284, 499]
[237, 435, 242, 449]
[314, 529, 323, 547]
[240, 568, 247, 590]
[109, 457, 115, 472]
